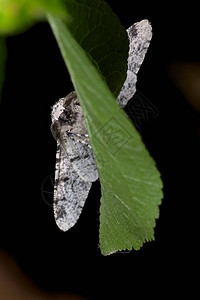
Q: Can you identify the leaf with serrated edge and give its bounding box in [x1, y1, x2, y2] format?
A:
[47, 3, 163, 255]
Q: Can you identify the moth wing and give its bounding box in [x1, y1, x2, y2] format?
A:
[117, 20, 152, 107]
[53, 143, 92, 231]
[62, 133, 98, 183]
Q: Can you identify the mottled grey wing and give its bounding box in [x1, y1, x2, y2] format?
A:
[117, 20, 152, 108]
[53, 143, 92, 231]
[61, 132, 98, 183]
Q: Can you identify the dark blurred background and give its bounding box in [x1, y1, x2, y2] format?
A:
[0, 1, 199, 299]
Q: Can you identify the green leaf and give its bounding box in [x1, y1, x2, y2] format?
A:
[0, 0, 66, 35]
[99, 138, 163, 254]
[47, 1, 163, 255]
[0, 36, 6, 102]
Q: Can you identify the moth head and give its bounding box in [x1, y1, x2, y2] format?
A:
[51, 91, 83, 133]
[60, 92, 82, 126]
[63, 92, 80, 112]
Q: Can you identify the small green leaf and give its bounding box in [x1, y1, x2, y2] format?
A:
[0, 0, 66, 35]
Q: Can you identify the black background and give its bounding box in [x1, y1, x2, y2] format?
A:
[0, 1, 199, 299]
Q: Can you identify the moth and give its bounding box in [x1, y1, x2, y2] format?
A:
[51, 91, 98, 231]
[51, 20, 152, 231]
